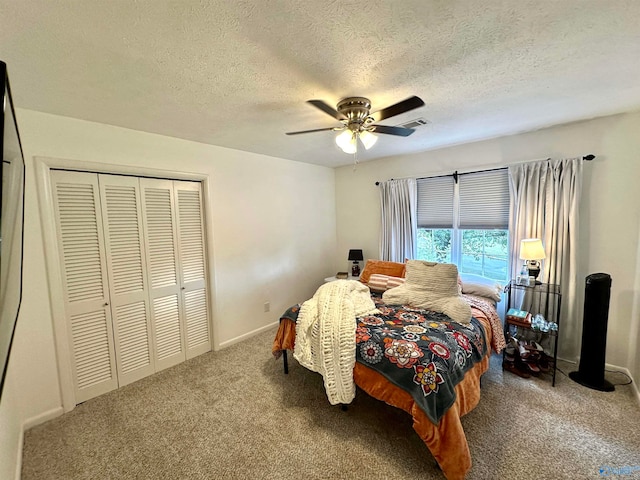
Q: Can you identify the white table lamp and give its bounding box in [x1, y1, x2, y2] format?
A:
[520, 238, 546, 284]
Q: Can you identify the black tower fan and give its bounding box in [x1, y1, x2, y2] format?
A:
[569, 273, 614, 392]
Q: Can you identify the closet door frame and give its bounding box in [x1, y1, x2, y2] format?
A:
[35, 156, 218, 413]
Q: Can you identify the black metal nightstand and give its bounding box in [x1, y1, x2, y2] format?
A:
[503, 280, 562, 386]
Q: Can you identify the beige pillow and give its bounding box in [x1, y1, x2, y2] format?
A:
[459, 273, 503, 303]
[382, 260, 472, 324]
[462, 282, 502, 302]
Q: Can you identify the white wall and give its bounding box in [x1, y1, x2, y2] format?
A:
[0, 109, 337, 479]
[335, 111, 640, 379]
[0, 359, 23, 480]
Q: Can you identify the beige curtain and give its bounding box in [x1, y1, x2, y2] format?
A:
[508, 158, 583, 358]
[379, 179, 417, 262]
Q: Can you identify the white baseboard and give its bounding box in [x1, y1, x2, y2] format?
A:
[556, 355, 577, 365]
[14, 427, 23, 480]
[13, 406, 67, 480]
[22, 406, 64, 431]
[604, 363, 640, 407]
[560, 357, 639, 407]
[216, 320, 280, 350]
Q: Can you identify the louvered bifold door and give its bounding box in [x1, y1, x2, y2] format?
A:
[51, 171, 118, 403]
[139, 178, 186, 371]
[98, 174, 155, 386]
[174, 181, 211, 358]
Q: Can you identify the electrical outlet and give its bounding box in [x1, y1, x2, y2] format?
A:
[264, 301, 270, 313]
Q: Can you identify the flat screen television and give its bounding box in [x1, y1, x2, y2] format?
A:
[0, 60, 25, 402]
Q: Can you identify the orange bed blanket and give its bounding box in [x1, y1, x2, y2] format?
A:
[272, 306, 494, 480]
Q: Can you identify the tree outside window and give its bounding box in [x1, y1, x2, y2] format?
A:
[417, 228, 508, 282]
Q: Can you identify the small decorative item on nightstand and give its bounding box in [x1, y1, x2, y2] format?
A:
[335, 271, 349, 280]
[506, 308, 531, 327]
[348, 249, 363, 277]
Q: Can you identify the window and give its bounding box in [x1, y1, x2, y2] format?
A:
[416, 228, 451, 263]
[459, 229, 509, 280]
[416, 169, 510, 282]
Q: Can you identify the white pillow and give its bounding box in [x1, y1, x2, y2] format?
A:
[459, 273, 502, 302]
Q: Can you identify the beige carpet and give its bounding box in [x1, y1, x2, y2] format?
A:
[22, 328, 640, 479]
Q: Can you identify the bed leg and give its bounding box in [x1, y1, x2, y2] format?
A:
[282, 349, 289, 374]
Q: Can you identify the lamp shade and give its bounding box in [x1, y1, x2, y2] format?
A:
[348, 249, 364, 261]
[335, 130, 357, 154]
[358, 130, 378, 150]
[519, 238, 546, 260]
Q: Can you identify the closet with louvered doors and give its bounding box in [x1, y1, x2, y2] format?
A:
[51, 171, 211, 404]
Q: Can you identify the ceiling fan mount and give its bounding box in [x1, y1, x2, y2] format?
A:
[336, 97, 374, 131]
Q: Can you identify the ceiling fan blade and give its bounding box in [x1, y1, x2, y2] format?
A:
[285, 127, 337, 135]
[371, 96, 425, 122]
[308, 100, 347, 120]
[370, 125, 416, 137]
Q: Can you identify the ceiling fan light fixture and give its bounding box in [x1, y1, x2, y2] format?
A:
[359, 130, 378, 150]
[335, 129, 357, 154]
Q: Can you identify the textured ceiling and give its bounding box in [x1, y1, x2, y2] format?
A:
[2, 1, 640, 168]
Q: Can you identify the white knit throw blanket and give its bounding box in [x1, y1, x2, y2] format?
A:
[294, 280, 379, 405]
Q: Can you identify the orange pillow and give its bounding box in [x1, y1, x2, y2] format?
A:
[359, 260, 406, 284]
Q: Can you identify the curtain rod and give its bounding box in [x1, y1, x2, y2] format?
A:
[374, 154, 595, 186]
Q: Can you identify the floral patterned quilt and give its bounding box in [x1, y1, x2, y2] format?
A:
[280, 294, 487, 424]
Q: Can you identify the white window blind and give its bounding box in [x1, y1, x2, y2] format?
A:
[417, 168, 509, 229]
[417, 176, 454, 228]
[458, 169, 509, 229]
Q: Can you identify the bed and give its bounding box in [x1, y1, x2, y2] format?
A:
[272, 273, 504, 480]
